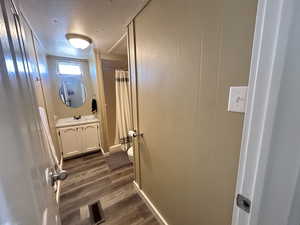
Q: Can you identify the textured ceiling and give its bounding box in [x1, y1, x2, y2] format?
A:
[16, 0, 147, 58]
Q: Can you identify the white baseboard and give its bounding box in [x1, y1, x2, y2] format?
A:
[133, 181, 169, 225]
[109, 144, 122, 152]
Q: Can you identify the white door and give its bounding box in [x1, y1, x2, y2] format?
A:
[82, 124, 101, 152]
[19, 13, 46, 109]
[0, 1, 60, 225]
[231, 0, 299, 225]
[59, 126, 82, 157]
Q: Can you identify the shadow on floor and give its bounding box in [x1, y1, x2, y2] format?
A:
[59, 152, 159, 225]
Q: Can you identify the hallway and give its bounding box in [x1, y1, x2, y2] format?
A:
[0, 0, 279, 224]
[60, 152, 159, 225]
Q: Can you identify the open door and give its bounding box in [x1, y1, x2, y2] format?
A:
[0, 0, 61, 224]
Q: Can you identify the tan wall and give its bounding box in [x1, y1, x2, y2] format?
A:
[47, 55, 95, 119]
[88, 49, 109, 152]
[101, 59, 128, 147]
[132, 0, 257, 224]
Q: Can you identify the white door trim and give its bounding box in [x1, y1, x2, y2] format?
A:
[231, 0, 295, 224]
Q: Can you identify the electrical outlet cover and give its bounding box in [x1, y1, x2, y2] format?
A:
[228, 86, 248, 113]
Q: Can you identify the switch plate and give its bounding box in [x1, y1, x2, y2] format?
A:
[228, 86, 248, 113]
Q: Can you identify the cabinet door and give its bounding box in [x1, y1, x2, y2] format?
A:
[82, 124, 100, 152]
[59, 126, 81, 157]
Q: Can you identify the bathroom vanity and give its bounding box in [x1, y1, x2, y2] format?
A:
[56, 115, 101, 158]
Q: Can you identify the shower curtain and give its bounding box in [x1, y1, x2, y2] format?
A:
[115, 70, 133, 149]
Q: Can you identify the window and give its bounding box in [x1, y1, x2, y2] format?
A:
[57, 61, 82, 76]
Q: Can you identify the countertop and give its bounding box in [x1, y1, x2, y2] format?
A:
[55, 115, 100, 128]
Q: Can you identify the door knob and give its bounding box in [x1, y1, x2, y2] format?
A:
[128, 130, 144, 138]
[46, 168, 68, 186]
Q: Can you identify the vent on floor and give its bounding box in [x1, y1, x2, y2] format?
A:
[88, 201, 105, 224]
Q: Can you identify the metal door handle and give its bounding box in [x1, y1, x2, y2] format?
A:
[46, 168, 68, 186]
[128, 130, 144, 138]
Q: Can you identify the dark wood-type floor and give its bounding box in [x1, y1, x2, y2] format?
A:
[59, 152, 160, 225]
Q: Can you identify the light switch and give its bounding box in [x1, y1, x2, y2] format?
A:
[228, 86, 248, 113]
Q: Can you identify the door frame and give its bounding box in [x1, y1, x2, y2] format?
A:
[127, 21, 142, 187]
[231, 0, 294, 224]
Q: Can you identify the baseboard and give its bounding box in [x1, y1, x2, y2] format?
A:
[133, 181, 169, 225]
[63, 149, 102, 160]
[109, 144, 122, 153]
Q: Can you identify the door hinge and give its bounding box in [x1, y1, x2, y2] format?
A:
[236, 194, 251, 213]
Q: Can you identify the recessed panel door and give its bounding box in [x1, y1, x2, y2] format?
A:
[59, 126, 81, 157]
[82, 124, 101, 152]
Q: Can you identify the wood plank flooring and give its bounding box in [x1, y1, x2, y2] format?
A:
[59, 152, 159, 225]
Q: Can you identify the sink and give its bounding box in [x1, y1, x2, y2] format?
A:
[56, 115, 99, 128]
[81, 115, 96, 120]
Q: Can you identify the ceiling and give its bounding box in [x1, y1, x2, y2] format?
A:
[16, 0, 147, 58]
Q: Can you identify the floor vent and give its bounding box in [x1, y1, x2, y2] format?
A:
[88, 201, 105, 224]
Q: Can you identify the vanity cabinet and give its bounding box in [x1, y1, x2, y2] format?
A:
[58, 126, 82, 157]
[83, 124, 101, 152]
[57, 122, 101, 158]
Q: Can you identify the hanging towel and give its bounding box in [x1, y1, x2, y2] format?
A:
[92, 98, 98, 113]
[38, 107, 59, 167]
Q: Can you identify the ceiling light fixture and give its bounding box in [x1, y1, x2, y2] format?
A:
[66, 33, 92, 49]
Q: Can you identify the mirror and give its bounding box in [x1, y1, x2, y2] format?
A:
[59, 77, 86, 108]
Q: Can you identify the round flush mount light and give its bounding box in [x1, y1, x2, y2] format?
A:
[66, 33, 92, 50]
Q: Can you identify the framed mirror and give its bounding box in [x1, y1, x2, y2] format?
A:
[57, 61, 87, 108]
[59, 78, 86, 108]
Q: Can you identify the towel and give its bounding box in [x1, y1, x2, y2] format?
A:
[39, 107, 59, 167]
[92, 98, 98, 113]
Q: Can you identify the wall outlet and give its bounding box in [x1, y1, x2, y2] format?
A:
[228, 86, 248, 113]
